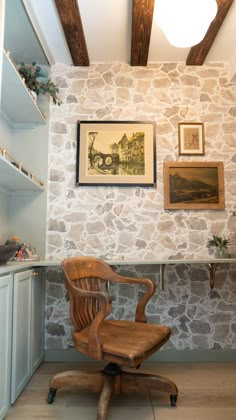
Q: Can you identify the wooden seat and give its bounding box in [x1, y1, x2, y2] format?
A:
[47, 256, 178, 419]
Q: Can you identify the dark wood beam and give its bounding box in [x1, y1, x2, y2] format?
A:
[55, 0, 89, 66]
[131, 0, 155, 66]
[186, 0, 234, 66]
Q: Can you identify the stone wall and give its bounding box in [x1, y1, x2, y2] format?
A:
[47, 62, 236, 262]
[45, 263, 236, 351]
[45, 62, 236, 352]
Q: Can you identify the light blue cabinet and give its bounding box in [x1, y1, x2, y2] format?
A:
[0, 273, 13, 419]
[10, 268, 45, 404]
[11, 270, 32, 403]
[31, 268, 45, 374]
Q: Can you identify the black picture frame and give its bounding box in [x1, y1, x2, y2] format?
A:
[76, 121, 156, 186]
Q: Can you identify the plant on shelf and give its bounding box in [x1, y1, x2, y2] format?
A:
[207, 235, 230, 258]
[18, 62, 62, 106]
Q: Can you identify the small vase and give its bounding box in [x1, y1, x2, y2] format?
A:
[215, 247, 229, 258]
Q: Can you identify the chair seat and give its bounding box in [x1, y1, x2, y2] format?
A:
[73, 320, 171, 365]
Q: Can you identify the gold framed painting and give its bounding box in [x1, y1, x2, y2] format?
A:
[76, 121, 156, 186]
[178, 122, 205, 155]
[163, 161, 225, 210]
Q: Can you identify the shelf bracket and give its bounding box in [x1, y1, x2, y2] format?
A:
[159, 262, 218, 290]
[208, 263, 218, 289]
[159, 264, 165, 291]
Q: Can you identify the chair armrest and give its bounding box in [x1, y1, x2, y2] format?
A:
[131, 277, 155, 323]
[109, 273, 155, 323]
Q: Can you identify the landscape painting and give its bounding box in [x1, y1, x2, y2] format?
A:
[164, 162, 225, 209]
[76, 121, 156, 186]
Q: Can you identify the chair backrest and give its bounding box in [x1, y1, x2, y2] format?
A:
[62, 256, 116, 332]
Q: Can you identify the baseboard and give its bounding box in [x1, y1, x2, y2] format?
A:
[44, 349, 236, 363]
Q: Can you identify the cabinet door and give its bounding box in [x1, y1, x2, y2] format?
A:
[31, 268, 45, 373]
[11, 270, 32, 404]
[0, 273, 13, 419]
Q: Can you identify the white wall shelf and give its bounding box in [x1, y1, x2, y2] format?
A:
[1, 50, 47, 126]
[0, 0, 49, 259]
[0, 152, 44, 192]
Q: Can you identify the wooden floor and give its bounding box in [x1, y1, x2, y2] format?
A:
[5, 362, 236, 420]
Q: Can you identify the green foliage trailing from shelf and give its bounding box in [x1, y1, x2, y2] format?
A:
[207, 235, 230, 249]
[18, 62, 62, 106]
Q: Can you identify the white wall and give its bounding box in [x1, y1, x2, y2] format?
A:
[0, 113, 49, 256]
[0, 0, 5, 101]
[0, 115, 13, 149]
[0, 190, 9, 243]
[8, 120, 49, 258]
[0, 115, 12, 243]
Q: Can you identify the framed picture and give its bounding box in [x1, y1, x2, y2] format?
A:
[163, 162, 225, 210]
[76, 121, 156, 186]
[178, 122, 205, 155]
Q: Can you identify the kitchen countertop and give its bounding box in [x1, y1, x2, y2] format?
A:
[0, 260, 59, 275]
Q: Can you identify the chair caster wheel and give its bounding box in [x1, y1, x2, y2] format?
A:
[47, 388, 57, 404]
[170, 394, 177, 407]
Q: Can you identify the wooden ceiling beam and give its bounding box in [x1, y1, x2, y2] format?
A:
[186, 0, 234, 66]
[55, 0, 89, 66]
[131, 0, 155, 66]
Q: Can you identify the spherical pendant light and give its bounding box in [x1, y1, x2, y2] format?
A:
[155, 0, 218, 48]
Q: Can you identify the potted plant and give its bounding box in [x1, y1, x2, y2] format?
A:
[18, 62, 62, 106]
[207, 235, 230, 258]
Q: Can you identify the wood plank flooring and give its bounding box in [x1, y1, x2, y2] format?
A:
[5, 362, 236, 419]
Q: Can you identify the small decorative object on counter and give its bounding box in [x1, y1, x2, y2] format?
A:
[5, 237, 39, 261]
[0, 237, 22, 265]
[0, 243, 19, 265]
[17, 248, 24, 260]
[207, 235, 230, 258]
[15, 243, 39, 261]
[11, 236, 21, 244]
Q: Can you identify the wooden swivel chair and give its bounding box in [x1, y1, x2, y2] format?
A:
[47, 257, 178, 419]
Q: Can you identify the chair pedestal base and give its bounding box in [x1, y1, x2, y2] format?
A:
[47, 363, 178, 420]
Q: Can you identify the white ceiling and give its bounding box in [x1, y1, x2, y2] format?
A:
[23, 0, 236, 69]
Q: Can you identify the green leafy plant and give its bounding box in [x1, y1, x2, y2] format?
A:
[18, 62, 62, 106]
[207, 235, 230, 249]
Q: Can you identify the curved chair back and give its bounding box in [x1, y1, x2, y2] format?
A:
[62, 257, 115, 331]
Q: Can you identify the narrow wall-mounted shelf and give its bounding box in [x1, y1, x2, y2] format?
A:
[1, 50, 47, 126]
[0, 149, 44, 192]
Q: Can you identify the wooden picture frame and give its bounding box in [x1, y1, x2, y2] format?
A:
[178, 122, 205, 155]
[76, 121, 156, 186]
[163, 162, 225, 210]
